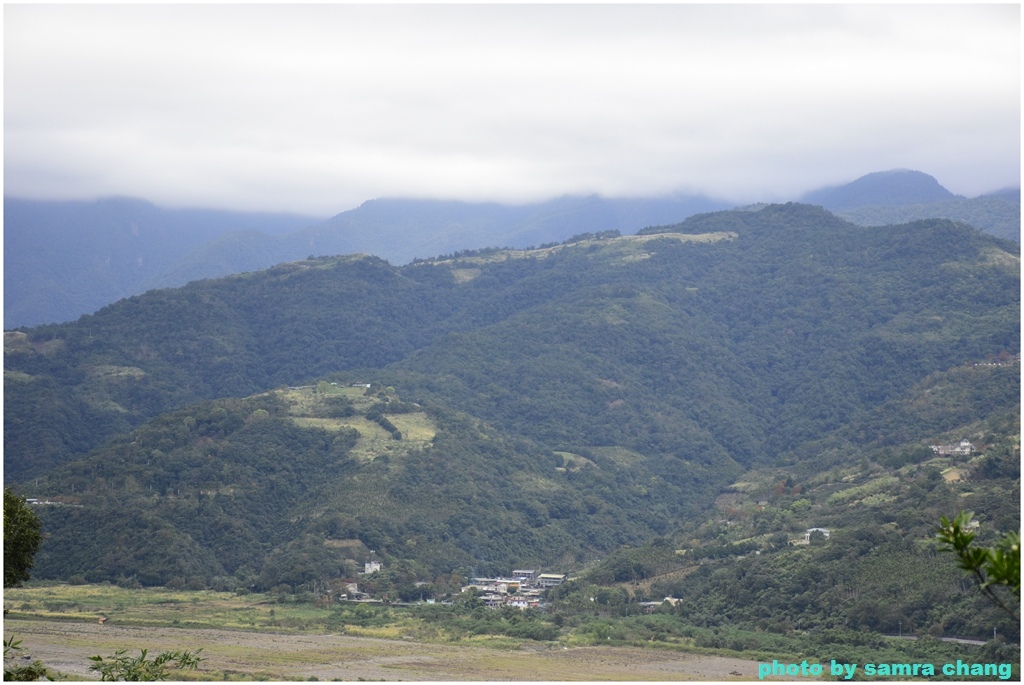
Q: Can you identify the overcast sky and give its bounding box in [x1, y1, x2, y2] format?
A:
[4, 4, 1020, 216]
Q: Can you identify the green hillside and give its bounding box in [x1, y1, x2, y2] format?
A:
[29, 381, 720, 588]
[5, 204, 1019, 631]
[564, 361, 1019, 643]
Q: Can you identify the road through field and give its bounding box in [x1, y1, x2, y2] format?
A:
[6, 618, 769, 680]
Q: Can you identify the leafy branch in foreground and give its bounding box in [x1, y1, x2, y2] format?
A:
[88, 648, 203, 681]
[4, 634, 53, 681]
[937, 511, 1020, 621]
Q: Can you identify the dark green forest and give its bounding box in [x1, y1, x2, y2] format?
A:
[4, 203, 1019, 650]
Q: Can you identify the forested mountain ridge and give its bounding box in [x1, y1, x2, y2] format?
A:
[6, 203, 1017, 479]
[3, 194, 729, 329]
[5, 203, 1019, 599]
[835, 195, 1020, 243]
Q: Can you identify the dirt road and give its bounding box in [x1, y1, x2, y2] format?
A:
[6, 618, 769, 680]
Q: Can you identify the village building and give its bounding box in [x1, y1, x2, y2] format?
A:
[639, 597, 682, 613]
[506, 596, 542, 609]
[537, 573, 567, 588]
[465, 577, 520, 594]
[481, 593, 506, 608]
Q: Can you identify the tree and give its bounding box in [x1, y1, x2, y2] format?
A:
[4, 489, 42, 587]
[937, 511, 1020, 621]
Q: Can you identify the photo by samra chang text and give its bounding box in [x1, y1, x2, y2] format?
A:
[759, 659, 1014, 680]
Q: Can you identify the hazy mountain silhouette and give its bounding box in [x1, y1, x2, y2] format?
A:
[801, 169, 957, 211]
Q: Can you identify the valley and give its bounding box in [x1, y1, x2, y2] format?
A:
[4, 615, 771, 681]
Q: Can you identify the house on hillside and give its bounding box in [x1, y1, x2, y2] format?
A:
[464, 577, 521, 594]
[506, 596, 541, 609]
[537, 573, 567, 588]
[481, 593, 506, 608]
[639, 597, 681, 614]
[803, 528, 831, 543]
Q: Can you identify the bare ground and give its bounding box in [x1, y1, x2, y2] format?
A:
[5, 618, 774, 681]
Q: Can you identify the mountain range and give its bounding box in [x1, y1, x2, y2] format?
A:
[5, 170, 1019, 329]
[3, 194, 727, 329]
[5, 204, 1018, 614]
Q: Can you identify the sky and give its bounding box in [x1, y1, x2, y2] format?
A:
[4, 4, 1020, 216]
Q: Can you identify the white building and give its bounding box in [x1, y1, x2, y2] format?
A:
[537, 573, 567, 588]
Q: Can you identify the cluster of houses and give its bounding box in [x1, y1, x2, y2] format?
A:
[461, 569, 569, 609]
[338, 563, 569, 609]
[930, 438, 975, 457]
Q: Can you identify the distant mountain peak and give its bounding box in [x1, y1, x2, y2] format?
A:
[801, 169, 956, 211]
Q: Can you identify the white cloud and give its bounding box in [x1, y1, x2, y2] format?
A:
[4, 4, 1019, 214]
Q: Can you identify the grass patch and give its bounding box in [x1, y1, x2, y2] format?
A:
[3, 585, 334, 632]
[586, 446, 645, 467]
[289, 416, 364, 433]
[435, 232, 737, 267]
[826, 476, 899, 505]
[450, 268, 481, 283]
[4, 370, 36, 383]
[388, 413, 436, 442]
[85, 365, 146, 379]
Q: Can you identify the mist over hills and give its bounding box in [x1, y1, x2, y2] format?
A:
[5, 204, 1018, 603]
[4, 169, 1019, 329]
[3, 197, 320, 328]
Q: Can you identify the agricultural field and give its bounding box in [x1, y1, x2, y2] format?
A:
[280, 384, 437, 461]
[4, 585, 765, 681]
